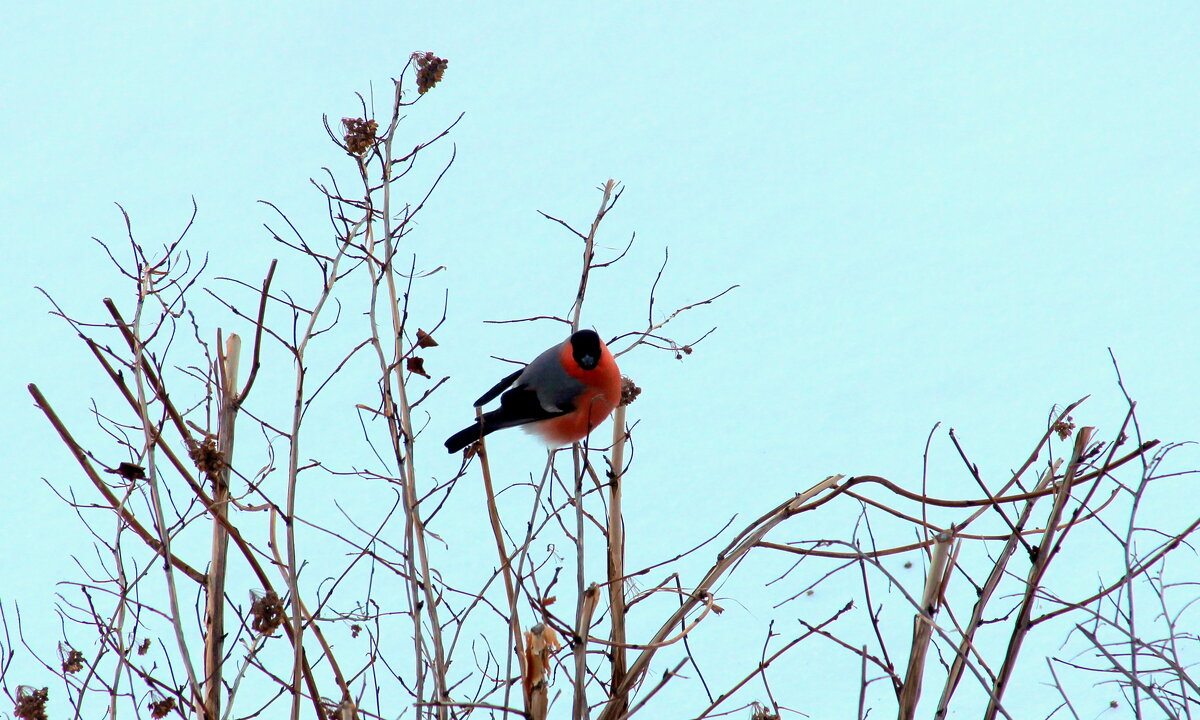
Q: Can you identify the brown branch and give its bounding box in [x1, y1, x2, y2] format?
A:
[897, 531, 954, 720]
[596, 476, 842, 720]
[934, 461, 1060, 719]
[102, 298, 199, 452]
[473, 431, 528, 713]
[983, 427, 1096, 720]
[1031, 509, 1200, 626]
[606, 404, 629, 716]
[693, 602, 852, 719]
[204, 331, 239, 719]
[27, 384, 206, 586]
[570, 179, 616, 331]
[236, 259, 277, 404]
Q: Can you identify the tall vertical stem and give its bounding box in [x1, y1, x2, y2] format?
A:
[205, 333, 240, 719]
[606, 404, 629, 715]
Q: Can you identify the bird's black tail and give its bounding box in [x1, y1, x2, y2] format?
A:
[444, 420, 492, 453]
[446, 370, 527, 452]
[445, 382, 570, 453]
[444, 409, 535, 453]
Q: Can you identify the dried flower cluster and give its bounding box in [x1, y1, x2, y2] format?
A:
[61, 648, 84, 674]
[1053, 416, 1076, 439]
[14, 687, 48, 720]
[250, 590, 285, 635]
[751, 702, 781, 720]
[342, 117, 379, 155]
[619, 376, 642, 407]
[148, 697, 176, 719]
[189, 435, 225, 478]
[412, 51, 448, 94]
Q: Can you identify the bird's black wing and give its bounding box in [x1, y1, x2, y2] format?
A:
[473, 367, 524, 407]
[444, 382, 573, 453]
[494, 383, 573, 422]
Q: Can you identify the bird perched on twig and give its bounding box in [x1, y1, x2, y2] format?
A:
[445, 329, 621, 453]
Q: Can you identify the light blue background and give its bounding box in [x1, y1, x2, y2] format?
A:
[2, 3, 1198, 718]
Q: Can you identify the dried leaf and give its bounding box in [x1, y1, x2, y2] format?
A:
[407, 357, 430, 379]
[415, 328, 438, 348]
[522, 623, 562, 720]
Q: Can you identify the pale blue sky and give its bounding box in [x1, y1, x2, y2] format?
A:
[3, 3, 1199, 718]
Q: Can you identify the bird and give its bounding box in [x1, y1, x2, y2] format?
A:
[445, 329, 622, 453]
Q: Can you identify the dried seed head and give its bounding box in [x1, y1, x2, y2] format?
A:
[412, 51, 448, 94]
[61, 648, 84, 674]
[342, 117, 379, 155]
[148, 697, 176, 719]
[750, 702, 780, 720]
[619, 376, 641, 407]
[14, 687, 48, 720]
[189, 436, 225, 479]
[1052, 417, 1076, 440]
[250, 590, 286, 636]
[137, 638, 151, 655]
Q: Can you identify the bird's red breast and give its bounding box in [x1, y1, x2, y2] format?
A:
[528, 339, 622, 446]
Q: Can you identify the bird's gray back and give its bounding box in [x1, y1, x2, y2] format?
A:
[517, 340, 586, 412]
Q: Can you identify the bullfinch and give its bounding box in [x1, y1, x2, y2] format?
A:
[444, 329, 622, 453]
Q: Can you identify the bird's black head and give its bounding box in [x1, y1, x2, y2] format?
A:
[570, 329, 603, 370]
